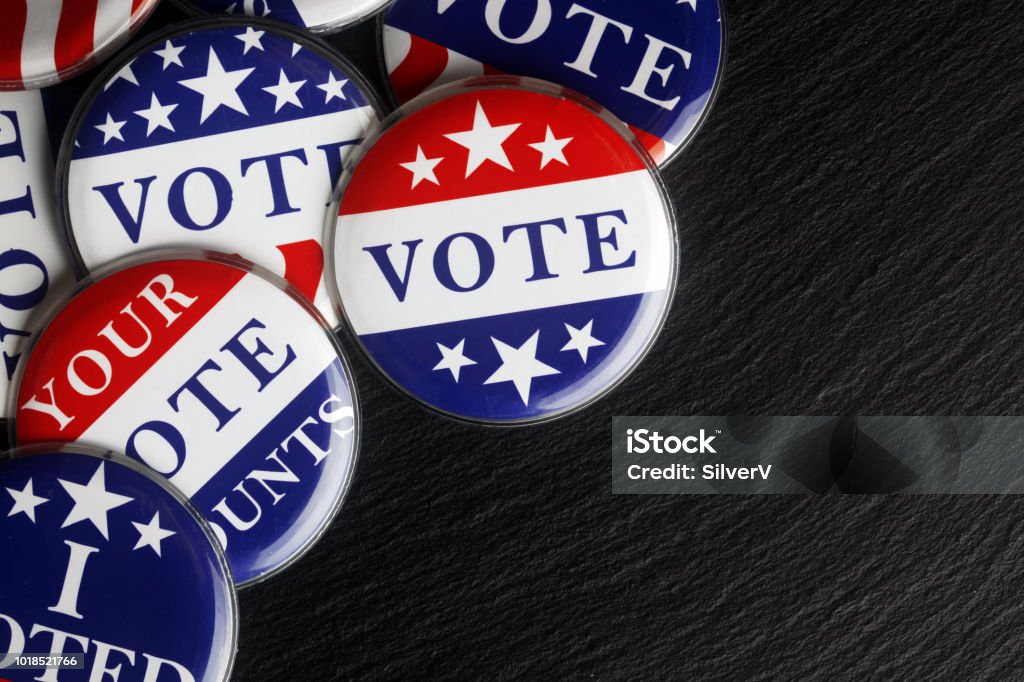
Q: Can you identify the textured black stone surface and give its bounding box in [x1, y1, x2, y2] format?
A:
[66, 1, 1024, 678]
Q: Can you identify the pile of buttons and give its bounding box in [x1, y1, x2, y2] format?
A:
[0, 1, 724, 678]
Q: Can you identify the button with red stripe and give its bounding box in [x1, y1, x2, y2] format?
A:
[0, 445, 237, 682]
[383, 0, 724, 166]
[58, 19, 383, 328]
[0, 0, 160, 91]
[329, 78, 677, 424]
[0, 89, 76, 419]
[172, 0, 394, 33]
[13, 252, 360, 585]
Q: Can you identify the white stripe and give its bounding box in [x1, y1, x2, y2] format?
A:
[428, 47, 485, 91]
[20, 0, 63, 85]
[67, 107, 377, 327]
[93, 0, 133, 63]
[334, 171, 673, 335]
[0, 91, 74, 415]
[383, 25, 411, 75]
[76, 273, 340, 498]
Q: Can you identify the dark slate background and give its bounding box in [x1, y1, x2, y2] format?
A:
[60, 0, 1024, 678]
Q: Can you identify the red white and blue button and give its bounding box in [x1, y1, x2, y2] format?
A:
[0, 89, 76, 419]
[59, 20, 382, 327]
[382, 0, 724, 165]
[0, 447, 236, 681]
[14, 254, 360, 585]
[173, 0, 394, 33]
[329, 80, 676, 424]
[0, 0, 160, 90]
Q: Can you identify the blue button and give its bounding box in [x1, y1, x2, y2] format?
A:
[0, 447, 236, 681]
[58, 19, 382, 328]
[382, 0, 724, 165]
[172, 0, 394, 33]
[328, 80, 677, 424]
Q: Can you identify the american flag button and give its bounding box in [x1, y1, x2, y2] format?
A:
[0, 0, 160, 91]
[57, 19, 384, 328]
[382, 0, 725, 166]
[328, 78, 677, 425]
[0, 90, 76, 420]
[13, 252, 361, 586]
[172, 0, 395, 34]
[0, 446, 236, 681]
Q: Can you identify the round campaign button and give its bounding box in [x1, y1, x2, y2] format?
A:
[58, 19, 383, 327]
[173, 0, 394, 33]
[13, 253, 360, 585]
[328, 79, 677, 424]
[382, 0, 725, 166]
[0, 446, 236, 681]
[0, 0, 160, 90]
[0, 90, 76, 419]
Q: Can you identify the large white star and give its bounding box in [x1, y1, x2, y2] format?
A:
[677, 0, 697, 9]
[263, 70, 306, 112]
[528, 126, 573, 169]
[400, 146, 444, 188]
[561, 320, 605, 363]
[484, 331, 560, 406]
[58, 463, 134, 540]
[444, 101, 521, 177]
[317, 72, 349, 103]
[433, 339, 477, 382]
[235, 27, 265, 54]
[179, 48, 255, 123]
[104, 61, 138, 90]
[95, 113, 126, 144]
[6, 479, 48, 523]
[134, 93, 178, 136]
[154, 40, 185, 70]
[132, 512, 176, 557]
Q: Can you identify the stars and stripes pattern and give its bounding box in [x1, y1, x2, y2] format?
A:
[0, 452, 235, 678]
[0, 0, 158, 90]
[179, 0, 393, 32]
[383, 0, 723, 165]
[334, 87, 674, 421]
[71, 25, 370, 158]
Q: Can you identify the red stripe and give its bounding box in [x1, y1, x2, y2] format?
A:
[132, 0, 146, 12]
[627, 124, 667, 164]
[16, 260, 247, 444]
[390, 33, 450, 104]
[276, 240, 325, 304]
[0, 0, 28, 86]
[54, 0, 99, 77]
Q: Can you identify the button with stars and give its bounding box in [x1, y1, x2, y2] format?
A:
[171, 0, 394, 34]
[328, 78, 678, 424]
[0, 0, 160, 90]
[0, 445, 236, 681]
[57, 19, 384, 328]
[12, 252, 361, 585]
[382, 0, 725, 166]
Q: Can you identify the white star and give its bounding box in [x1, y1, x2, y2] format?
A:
[95, 113, 126, 144]
[263, 70, 306, 112]
[58, 463, 134, 540]
[317, 72, 349, 103]
[444, 101, 521, 177]
[153, 40, 185, 70]
[132, 512, 176, 557]
[104, 61, 138, 90]
[291, 43, 302, 57]
[433, 339, 477, 382]
[484, 331, 560, 406]
[235, 27, 265, 54]
[179, 48, 255, 123]
[134, 94, 177, 136]
[677, 0, 697, 9]
[528, 126, 573, 169]
[400, 146, 444, 188]
[6, 479, 48, 523]
[561, 320, 605, 363]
